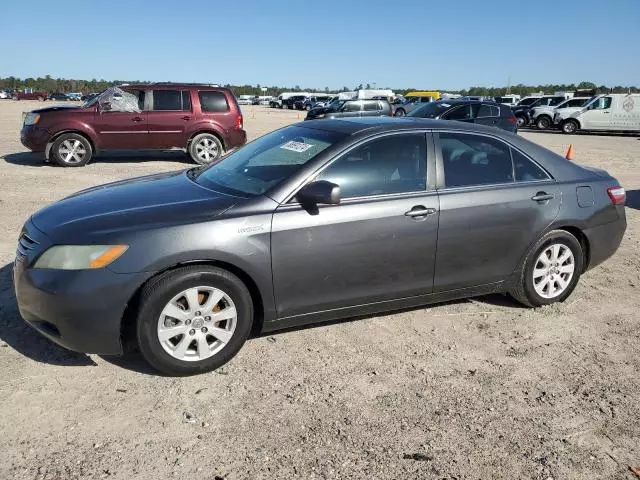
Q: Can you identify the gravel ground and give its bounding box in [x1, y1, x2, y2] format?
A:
[0, 101, 639, 480]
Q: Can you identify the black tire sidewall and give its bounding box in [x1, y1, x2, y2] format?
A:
[537, 117, 550, 129]
[395, 109, 405, 117]
[188, 134, 223, 165]
[137, 267, 253, 376]
[562, 120, 578, 134]
[51, 133, 92, 167]
[522, 232, 583, 306]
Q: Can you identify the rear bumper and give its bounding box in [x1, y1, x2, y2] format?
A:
[14, 260, 151, 355]
[226, 128, 247, 150]
[20, 125, 51, 152]
[583, 209, 626, 271]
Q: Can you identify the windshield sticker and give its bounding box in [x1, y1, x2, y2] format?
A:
[280, 141, 314, 153]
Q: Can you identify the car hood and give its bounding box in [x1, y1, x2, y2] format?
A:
[31, 170, 239, 241]
[31, 105, 85, 114]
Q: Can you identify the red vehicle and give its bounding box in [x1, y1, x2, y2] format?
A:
[20, 83, 246, 167]
[13, 89, 48, 101]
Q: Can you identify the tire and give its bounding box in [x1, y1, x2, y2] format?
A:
[306, 105, 311, 111]
[136, 266, 254, 376]
[188, 133, 223, 165]
[394, 109, 406, 117]
[516, 115, 527, 128]
[562, 119, 579, 134]
[536, 116, 551, 130]
[510, 230, 584, 307]
[37, 96, 44, 101]
[51, 133, 93, 167]
[282, 104, 288, 109]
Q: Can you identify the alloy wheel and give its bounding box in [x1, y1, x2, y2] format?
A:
[194, 137, 220, 163]
[58, 139, 87, 164]
[532, 244, 575, 299]
[157, 286, 237, 362]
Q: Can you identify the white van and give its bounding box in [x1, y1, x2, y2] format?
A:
[561, 94, 640, 134]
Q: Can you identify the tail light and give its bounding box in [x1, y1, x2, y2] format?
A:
[507, 116, 518, 124]
[234, 114, 243, 130]
[607, 186, 626, 205]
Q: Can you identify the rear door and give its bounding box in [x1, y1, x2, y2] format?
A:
[147, 89, 193, 148]
[95, 88, 148, 149]
[441, 104, 475, 124]
[362, 100, 384, 117]
[336, 100, 363, 118]
[473, 103, 502, 128]
[433, 131, 560, 291]
[271, 131, 439, 318]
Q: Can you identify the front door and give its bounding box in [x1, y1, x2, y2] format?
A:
[433, 131, 561, 291]
[146, 89, 193, 148]
[95, 88, 147, 149]
[271, 132, 439, 319]
[580, 96, 612, 130]
[336, 100, 363, 118]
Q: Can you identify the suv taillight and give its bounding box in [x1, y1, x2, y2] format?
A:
[507, 115, 517, 124]
[235, 114, 243, 130]
[607, 186, 626, 205]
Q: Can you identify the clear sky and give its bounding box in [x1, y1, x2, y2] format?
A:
[1, 0, 638, 90]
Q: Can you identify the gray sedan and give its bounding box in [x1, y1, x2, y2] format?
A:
[14, 118, 626, 375]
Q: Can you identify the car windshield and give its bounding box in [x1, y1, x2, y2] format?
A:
[407, 102, 452, 118]
[82, 91, 103, 107]
[191, 126, 347, 197]
[325, 99, 345, 110]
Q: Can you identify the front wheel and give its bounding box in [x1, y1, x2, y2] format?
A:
[510, 230, 584, 307]
[516, 115, 527, 128]
[136, 266, 254, 376]
[188, 133, 223, 165]
[51, 133, 93, 167]
[562, 119, 579, 134]
[536, 116, 551, 130]
[394, 109, 406, 117]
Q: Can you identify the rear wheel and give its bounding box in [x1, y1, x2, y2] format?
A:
[510, 230, 583, 307]
[516, 115, 527, 128]
[562, 119, 579, 134]
[536, 115, 551, 130]
[37, 96, 45, 102]
[51, 133, 92, 167]
[306, 105, 311, 111]
[136, 266, 253, 376]
[394, 109, 406, 117]
[188, 133, 223, 165]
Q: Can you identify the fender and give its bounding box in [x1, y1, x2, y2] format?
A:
[186, 120, 229, 148]
[45, 121, 101, 158]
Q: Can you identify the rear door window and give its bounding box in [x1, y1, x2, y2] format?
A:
[198, 91, 230, 113]
[342, 101, 362, 112]
[363, 101, 381, 112]
[477, 104, 500, 118]
[443, 105, 472, 120]
[439, 132, 514, 188]
[512, 149, 551, 182]
[152, 90, 191, 111]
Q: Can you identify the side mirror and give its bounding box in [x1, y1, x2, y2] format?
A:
[297, 180, 340, 206]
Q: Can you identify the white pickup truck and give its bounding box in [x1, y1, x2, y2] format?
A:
[530, 97, 591, 130]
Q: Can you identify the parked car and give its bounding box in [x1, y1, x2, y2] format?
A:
[299, 95, 332, 111]
[407, 100, 518, 133]
[530, 97, 591, 130]
[20, 83, 246, 167]
[305, 99, 392, 120]
[282, 95, 307, 110]
[269, 97, 282, 108]
[237, 95, 253, 105]
[81, 92, 99, 102]
[67, 92, 83, 101]
[48, 92, 70, 101]
[495, 94, 521, 106]
[512, 95, 569, 127]
[560, 94, 640, 134]
[393, 95, 434, 117]
[14, 118, 626, 375]
[13, 90, 48, 101]
[0, 89, 11, 99]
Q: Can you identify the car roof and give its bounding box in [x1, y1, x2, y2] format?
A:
[121, 83, 226, 90]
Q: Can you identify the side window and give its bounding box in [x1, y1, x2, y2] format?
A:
[591, 97, 612, 110]
[182, 91, 192, 111]
[567, 99, 584, 108]
[512, 149, 550, 182]
[440, 132, 514, 188]
[444, 105, 471, 120]
[341, 101, 362, 112]
[316, 133, 427, 198]
[152, 90, 184, 111]
[549, 97, 565, 106]
[477, 104, 499, 118]
[363, 100, 380, 111]
[198, 91, 229, 113]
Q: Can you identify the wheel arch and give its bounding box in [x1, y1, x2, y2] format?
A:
[187, 128, 226, 150]
[120, 259, 266, 351]
[46, 129, 99, 159]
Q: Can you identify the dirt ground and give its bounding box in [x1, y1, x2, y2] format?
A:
[0, 100, 639, 480]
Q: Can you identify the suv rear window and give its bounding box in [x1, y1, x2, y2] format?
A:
[363, 101, 382, 111]
[199, 91, 229, 113]
[153, 90, 191, 111]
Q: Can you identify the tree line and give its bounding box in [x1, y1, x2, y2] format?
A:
[0, 76, 637, 97]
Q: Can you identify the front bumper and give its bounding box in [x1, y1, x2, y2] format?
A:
[20, 125, 51, 152]
[13, 220, 151, 355]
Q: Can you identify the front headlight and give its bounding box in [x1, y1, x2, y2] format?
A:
[34, 245, 128, 270]
[24, 113, 40, 126]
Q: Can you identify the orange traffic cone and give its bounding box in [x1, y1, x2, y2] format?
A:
[565, 144, 574, 160]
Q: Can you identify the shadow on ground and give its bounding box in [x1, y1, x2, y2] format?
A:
[0, 263, 96, 366]
[2, 150, 192, 167]
[626, 189, 640, 210]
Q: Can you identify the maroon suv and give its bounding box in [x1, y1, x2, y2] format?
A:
[20, 84, 246, 167]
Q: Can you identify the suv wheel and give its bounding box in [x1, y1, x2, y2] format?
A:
[516, 115, 527, 128]
[510, 230, 583, 307]
[188, 133, 223, 165]
[394, 109, 406, 117]
[51, 133, 93, 167]
[562, 119, 579, 134]
[536, 116, 551, 130]
[136, 266, 253, 376]
[305, 105, 311, 111]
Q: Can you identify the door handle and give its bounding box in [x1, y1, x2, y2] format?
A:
[531, 192, 554, 202]
[405, 206, 437, 218]
[182, 115, 192, 120]
[131, 117, 142, 122]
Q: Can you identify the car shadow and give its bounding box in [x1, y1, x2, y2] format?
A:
[626, 189, 640, 210]
[2, 150, 193, 167]
[0, 263, 96, 366]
